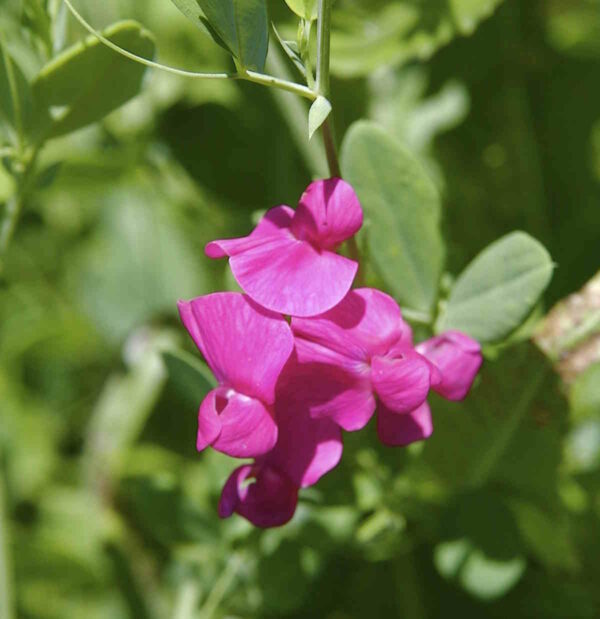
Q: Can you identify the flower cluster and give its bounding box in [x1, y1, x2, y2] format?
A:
[178, 179, 482, 527]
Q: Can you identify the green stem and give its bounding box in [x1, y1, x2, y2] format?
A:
[316, 0, 332, 98]
[0, 194, 23, 265]
[173, 581, 201, 619]
[553, 310, 600, 357]
[265, 46, 328, 177]
[198, 555, 241, 619]
[315, 0, 340, 178]
[321, 118, 341, 177]
[315, 0, 361, 267]
[467, 365, 547, 488]
[63, 0, 316, 101]
[0, 149, 40, 274]
[0, 460, 15, 619]
[242, 70, 316, 101]
[1, 34, 25, 152]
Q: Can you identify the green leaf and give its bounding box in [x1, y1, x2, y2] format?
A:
[31, 21, 155, 141]
[84, 331, 173, 479]
[424, 343, 568, 504]
[272, 24, 306, 78]
[258, 540, 314, 613]
[341, 120, 444, 315]
[435, 539, 525, 600]
[170, 0, 206, 28]
[434, 492, 526, 600]
[285, 0, 318, 21]
[437, 231, 554, 343]
[169, 0, 230, 50]
[308, 96, 331, 140]
[330, 0, 504, 78]
[0, 37, 33, 144]
[570, 362, 600, 420]
[508, 499, 578, 571]
[161, 348, 215, 407]
[75, 192, 209, 343]
[196, 0, 268, 71]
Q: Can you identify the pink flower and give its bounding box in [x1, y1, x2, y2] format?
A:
[178, 292, 294, 458]
[416, 331, 483, 401]
[218, 354, 343, 527]
[205, 178, 363, 317]
[218, 463, 298, 528]
[291, 288, 481, 447]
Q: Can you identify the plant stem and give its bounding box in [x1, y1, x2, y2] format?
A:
[316, 0, 332, 98]
[0, 149, 39, 275]
[198, 555, 241, 619]
[321, 118, 341, 177]
[315, 0, 361, 266]
[265, 46, 328, 177]
[173, 581, 201, 619]
[0, 194, 23, 268]
[242, 70, 316, 101]
[315, 0, 341, 179]
[63, 0, 316, 101]
[0, 460, 15, 619]
[467, 365, 546, 488]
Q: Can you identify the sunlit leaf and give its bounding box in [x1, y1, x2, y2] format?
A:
[285, 0, 318, 21]
[0, 37, 33, 143]
[331, 0, 505, 77]
[196, 0, 268, 71]
[341, 120, 444, 315]
[32, 21, 155, 140]
[308, 96, 331, 139]
[434, 492, 526, 600]
[169, 0, 229, 50]
[437, 231, 553, 343]
[424, 342, 567, 504]
[162, 348, 215, 407]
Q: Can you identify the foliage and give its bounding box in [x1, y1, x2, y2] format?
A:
[1, 0, 600, 617]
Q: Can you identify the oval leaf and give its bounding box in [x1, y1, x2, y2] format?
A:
[170, 0, 206, 29]
[31, 21, 155, 141]
[437, 231, 554, 343]
[0, 37, 33, 143]
[162, 348, 216, 407]
[197, 0, 268, 71]
[169, 0, 230, 50]
[308, 96, 331, 140]
[285, 0, 318, 21]
[341, 120, 444, 315]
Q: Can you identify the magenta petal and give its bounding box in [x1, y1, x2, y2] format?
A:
[219, 464, 298, 528]
[308, 372, 375, 431]
[371, 353, 431, 413]
[290, 178, 363, 249]
[293, 288, 410, 362]
[177, 293, 293, 403]
[200, 387, 277, 458]
[197, 389, 223, 452]
[205, 206, 294, 258]
[268, 386, 343, 487]
[416, 331, 482, 401]
[228, 234, 358, 317]
[377, 402, 433, 447]
[286, 343, 375, 431]
[218, 464, 252, 518]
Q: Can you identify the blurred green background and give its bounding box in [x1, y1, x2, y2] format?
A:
[1, 0, 600, 617]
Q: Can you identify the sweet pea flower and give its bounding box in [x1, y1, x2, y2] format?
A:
[205, 178, 363, 317]
[218, 463, 299, 528]
[291, 288, 482, 447]
[218, 354, 343, 527]
[178, 292, 294, 459]
[416, 331, 483, 401]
